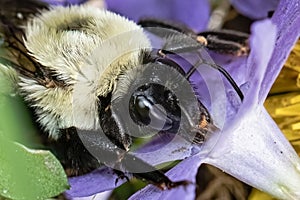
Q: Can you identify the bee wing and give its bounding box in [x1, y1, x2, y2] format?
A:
[0, 0, 64, 88]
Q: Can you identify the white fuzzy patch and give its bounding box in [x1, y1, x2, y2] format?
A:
[16, 6, 151, 138]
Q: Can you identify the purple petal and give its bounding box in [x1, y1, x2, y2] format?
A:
[65, 167, 126, 198]
[129, 155, 203, 200]
[258, 0, 300, 102]
[231, 0, 279, 19]
[106, 0, 210, 32]
[209, 19, 276, 117]
[133, 134, 197, 166]
[199, 3, 300, 199]
[242, 19, 276, 107]
[203, 106, 300, 199]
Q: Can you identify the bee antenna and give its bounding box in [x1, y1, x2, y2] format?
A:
[207, 62, 244, 101]
[155, 49, 244, 101]
[186, 60, 244, 101]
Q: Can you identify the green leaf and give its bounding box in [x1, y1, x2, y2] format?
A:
[0, 139, 69, 200]
[0, 52, 69, 199]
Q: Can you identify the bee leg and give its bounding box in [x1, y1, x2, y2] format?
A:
[75, 128, 190, 189]
[113, 169, 130, 186]
[132, 170, 190, 190]
[138, 18, 249, 56]
[198, 30, 249, 56]
[120, 153, 190, 190]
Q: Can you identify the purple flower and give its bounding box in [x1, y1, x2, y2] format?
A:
[231, 0, 280, 19]
[44, 0, 210, 32]
[106, 0, 210, 32]
[43, 0, 300, 199]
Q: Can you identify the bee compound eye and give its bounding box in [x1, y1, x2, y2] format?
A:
[134, 95, 151, 123]
[129, 83, 179, 134]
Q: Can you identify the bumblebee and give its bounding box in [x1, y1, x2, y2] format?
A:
[0, 0, 247, 189]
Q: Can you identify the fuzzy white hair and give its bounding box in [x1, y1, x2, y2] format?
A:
[1, 6, 151, 139]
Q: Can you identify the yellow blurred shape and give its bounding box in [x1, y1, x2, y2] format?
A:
[291, 122, 300, 130]
[248, 189, 276, 200]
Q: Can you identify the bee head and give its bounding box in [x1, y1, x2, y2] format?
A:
[109, 60, 212, 145]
